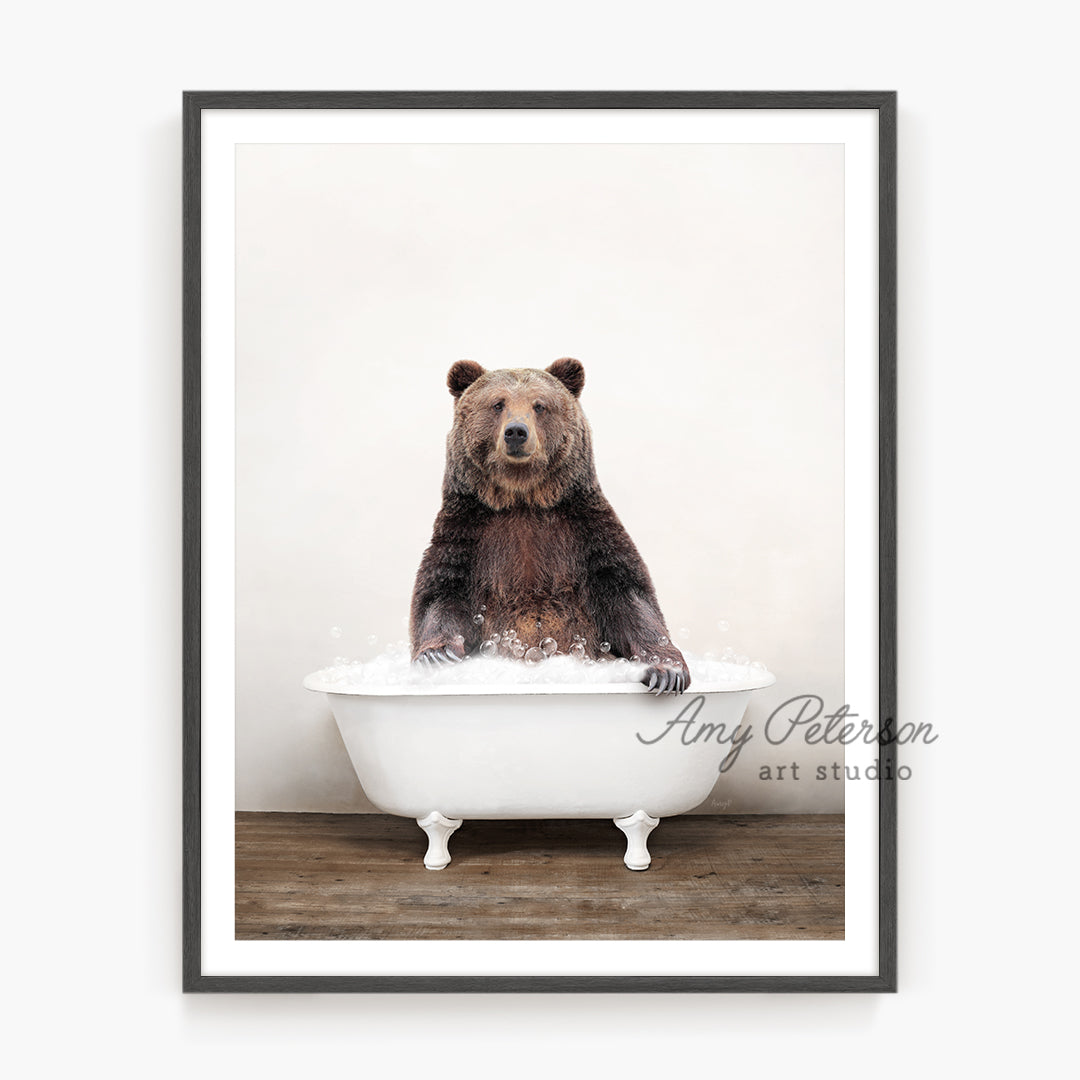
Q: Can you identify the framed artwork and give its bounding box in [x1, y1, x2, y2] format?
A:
[183, 91, 897, 992]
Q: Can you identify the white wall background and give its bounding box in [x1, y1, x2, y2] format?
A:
[234, 142, 845, 813]
[4, 0, 1077, 1076]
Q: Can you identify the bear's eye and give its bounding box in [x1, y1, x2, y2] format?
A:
[533, 402, 545, 415]
[492, 401, 504, 413]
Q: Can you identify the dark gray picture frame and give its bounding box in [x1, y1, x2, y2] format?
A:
[182, 90, 897, 993]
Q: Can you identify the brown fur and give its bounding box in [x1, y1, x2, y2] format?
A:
[410, 358, 690, 693]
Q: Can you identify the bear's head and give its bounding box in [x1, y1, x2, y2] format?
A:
[443, 357, 595, 510]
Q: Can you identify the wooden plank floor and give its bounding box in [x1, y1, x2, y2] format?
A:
[236, 812, 844, 941]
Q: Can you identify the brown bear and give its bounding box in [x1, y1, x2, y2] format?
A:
[410, 358, 689, 694]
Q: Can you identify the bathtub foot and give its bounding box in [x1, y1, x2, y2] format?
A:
[614, 810, 660, 870]
[417, 811, 463, 870]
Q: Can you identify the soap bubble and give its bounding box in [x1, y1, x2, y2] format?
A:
[512, 642, 526, 659]
[540, 637, 558, 656]
[569, 642, 586, 660]
[649, 654, 660, 664]
[330, 627, 343, 639]
[599, 641, 611, 653]
[658, 635, 669, 646]
[479, 605, 487, 612]
[473, 614, 484, 625]
[306, 645, 773, 697]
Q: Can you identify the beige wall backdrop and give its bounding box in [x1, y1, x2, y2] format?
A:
[235, 142, 845, 813]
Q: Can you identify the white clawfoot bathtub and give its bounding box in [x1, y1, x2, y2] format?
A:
[303, 671, 774, 870]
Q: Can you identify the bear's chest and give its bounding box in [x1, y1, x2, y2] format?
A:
[469, 511, 598, 655]
[472, 511, 584, 597]
[468, 511, 596, 652]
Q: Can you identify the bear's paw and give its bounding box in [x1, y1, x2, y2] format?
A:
[641, 664, 688, 695]
[414, 641, 467, 668]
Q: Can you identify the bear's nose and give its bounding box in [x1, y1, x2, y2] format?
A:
[503, 423, 529, 446]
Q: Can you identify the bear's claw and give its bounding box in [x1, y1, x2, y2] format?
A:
[415, 645, 465, 669]
[642, 666, 686, 695]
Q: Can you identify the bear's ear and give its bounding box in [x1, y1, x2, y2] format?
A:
[447, 360, 486, 398]
[546, 357, 585, 398]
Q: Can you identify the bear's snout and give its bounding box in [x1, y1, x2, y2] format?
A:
[503, 422, 531, 455]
